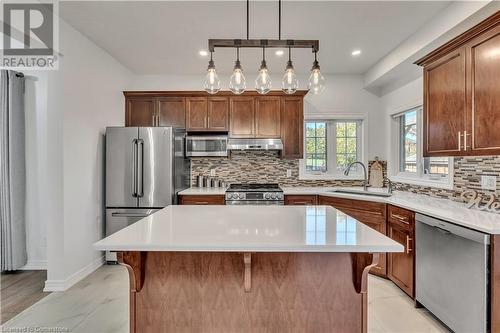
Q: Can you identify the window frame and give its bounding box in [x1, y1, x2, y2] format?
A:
[299, 114, 366, 180]
[389, 105, 454, 189]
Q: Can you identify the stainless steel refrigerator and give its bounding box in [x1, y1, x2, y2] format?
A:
[105, 127, 189, 261]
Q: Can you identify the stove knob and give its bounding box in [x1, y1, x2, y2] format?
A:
[264, 193, 271, 199]
[271, 193, 277, 200]
[237, 193, 244, 199]
[277, 193, 283, 200]
[227, 193, 233, 200]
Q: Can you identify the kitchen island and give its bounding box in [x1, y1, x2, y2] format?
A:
[94, 205, 403, 333]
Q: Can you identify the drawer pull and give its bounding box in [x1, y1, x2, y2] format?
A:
[406, 236, 413, 254]
[292, 201, 311, 205]
[194, 201, 209, 205]
[391, 213, 409, 222]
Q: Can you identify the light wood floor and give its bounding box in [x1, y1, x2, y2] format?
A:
[1, 270, 49, 324]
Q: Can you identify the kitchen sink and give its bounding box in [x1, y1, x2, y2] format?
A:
[328, 188, 392, 197]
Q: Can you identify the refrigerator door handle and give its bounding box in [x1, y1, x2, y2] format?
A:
[132, 139, 138, 197]
[137, 138, 144, 198]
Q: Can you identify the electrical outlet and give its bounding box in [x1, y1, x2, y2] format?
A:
[286, 169, 292, 178]
[481, 175, 497, 191]
[210, 169, 216, 177]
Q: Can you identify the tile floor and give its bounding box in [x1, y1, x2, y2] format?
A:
[2, 265, 450, 333]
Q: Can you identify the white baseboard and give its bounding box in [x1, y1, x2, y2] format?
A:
[19, 260, 47, 270]
[43, 255, 104, 292]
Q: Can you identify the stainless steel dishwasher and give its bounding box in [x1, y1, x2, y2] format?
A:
[416, 213, 490, 333]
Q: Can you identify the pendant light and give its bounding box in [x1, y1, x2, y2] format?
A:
[229, 47, 246, 94]
[308, 50, 325, 94]
[255, 47, 272, 94]
[281, 47, 298, 94]
[203, 51, 221, 94]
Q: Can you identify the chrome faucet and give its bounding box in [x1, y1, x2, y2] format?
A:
[385, 177, 393, 194]
[343, 161, 369, 191]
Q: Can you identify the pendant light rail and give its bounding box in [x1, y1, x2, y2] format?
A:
[208, 39, 319, 53]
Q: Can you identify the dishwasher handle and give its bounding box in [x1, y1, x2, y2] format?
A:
[416, 213, 490, 245]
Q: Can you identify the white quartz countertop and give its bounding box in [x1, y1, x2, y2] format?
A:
[178, 187, 226, 195]
[94, 205, 403, 253]
[178, 187, 500, 234]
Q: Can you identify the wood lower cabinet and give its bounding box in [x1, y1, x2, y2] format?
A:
[284, 195, 317, 205]
[417, 12, 500, 157]
[126, 98, 156, 126]
[387, 205, 415, 298]
[178, 195, 225, 205]
[318, 196, 387, 277]
[255, 97, 281, 138]
[281, 97, 304, 159]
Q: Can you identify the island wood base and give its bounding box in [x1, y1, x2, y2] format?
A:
[118, 251, 379, 333]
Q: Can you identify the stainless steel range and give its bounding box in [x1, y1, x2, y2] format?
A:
[225, 183, 284, 205]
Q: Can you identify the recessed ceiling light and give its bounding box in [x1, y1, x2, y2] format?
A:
[199, 50, 209, 57]
[351, 50, 361, 56]
[275, 50, 284, 56]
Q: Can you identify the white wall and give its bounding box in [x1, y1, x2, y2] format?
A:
[379, 76, 423, 172]
[127, 74, 384, 160]
[24, 19, 133, 290]
[22, 72, 49, 270]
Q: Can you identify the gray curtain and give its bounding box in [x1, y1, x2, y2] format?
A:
[0, 70, 27, 271]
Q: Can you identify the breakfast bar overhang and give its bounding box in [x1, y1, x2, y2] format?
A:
[94, 205, 403, 333]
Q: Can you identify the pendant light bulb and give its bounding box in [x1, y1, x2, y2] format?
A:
[308, 51, 325, 95]
[255, 48, 272, 94]
[204, 52, 221, 94]
[229, 48, 246, 94]
[282, 48, 299, 94]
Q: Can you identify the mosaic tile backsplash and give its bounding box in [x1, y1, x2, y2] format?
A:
[190, 152, 500, 203]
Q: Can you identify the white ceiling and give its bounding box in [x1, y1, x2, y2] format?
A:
[60, 1, 451, 75]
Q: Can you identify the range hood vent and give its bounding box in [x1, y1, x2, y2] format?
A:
[227, 138, 283, 151]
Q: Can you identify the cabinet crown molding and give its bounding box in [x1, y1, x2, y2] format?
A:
[415, 10, 500, 66]
[123, 90, 309, 97]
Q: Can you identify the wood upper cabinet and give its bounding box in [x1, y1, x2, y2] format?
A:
[186, 97, 229, 132]
[126, 98, 156, 126]
[229, 97, 255, 138]
[281, 97, 304, 159]
[318, 196, 387, 278]
[467, 24, 500, 155]
[208, 97, 229, 131]
[186, 97, 208, 131]
[157, 97, 185, 128]
[387, 205, 415, 298]
[423, 47, 467, 156]
[417, 12, 500, 156]
[255, 97, 281, 138]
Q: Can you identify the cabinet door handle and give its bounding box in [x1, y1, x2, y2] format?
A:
[406, 236, 412, 254]
[457, 131, 463, 151]
[464, 130, 471, 150]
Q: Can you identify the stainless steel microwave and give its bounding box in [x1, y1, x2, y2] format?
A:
[186, 136, 228, 157]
